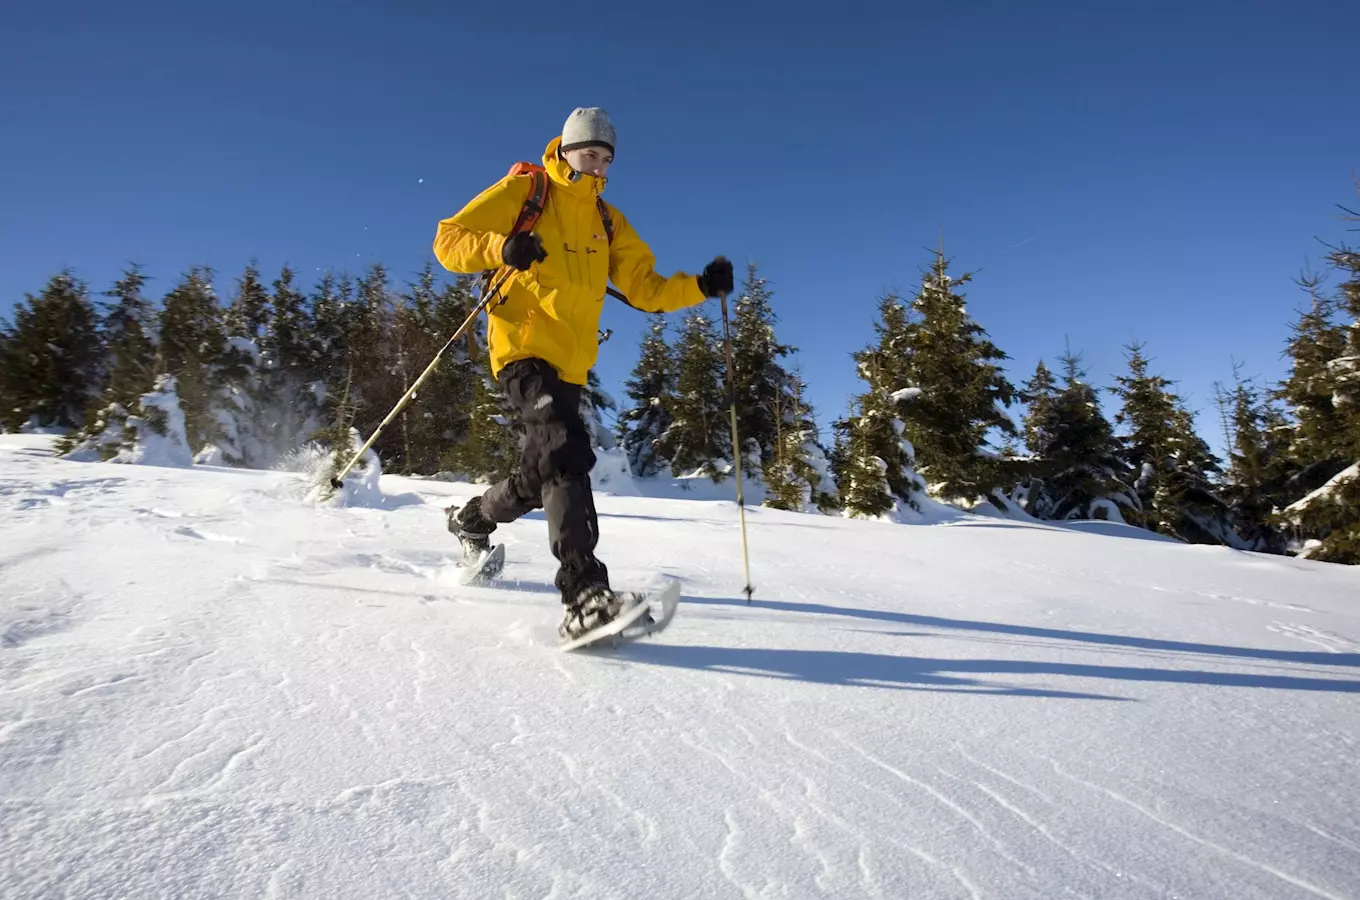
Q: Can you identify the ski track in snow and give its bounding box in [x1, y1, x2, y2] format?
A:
[1, 434, 1358, 899]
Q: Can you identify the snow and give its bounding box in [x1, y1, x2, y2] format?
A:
[1283, 462, 1360, 518]
[113, 376, 193, 468]
[2, 433, 1359, 900]
[891, 386, 923, 403]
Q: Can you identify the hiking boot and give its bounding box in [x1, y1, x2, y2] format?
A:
[446, 496, 495, 561]
[558, 584, 626, 640]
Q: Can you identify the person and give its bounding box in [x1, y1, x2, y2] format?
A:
[432, 107, 733, 639]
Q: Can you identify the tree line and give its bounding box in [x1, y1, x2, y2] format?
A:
[2, 196, 1356, 563]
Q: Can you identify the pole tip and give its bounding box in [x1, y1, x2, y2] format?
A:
[329, 477, 343, 490]
[743, 584, 754, 604]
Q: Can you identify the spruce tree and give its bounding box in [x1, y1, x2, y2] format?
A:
[224, 262, 270, 341]
[0, 271, 104, 431]
[315, 365, 361, 499]
[1276, 272, 1351, 500]
[833, 386, 923, 518]
[658, 305, 729, 480]
[392, 263, 439, 473]
[763, 371, 835, 511]
[431, 275, 480, 454]
[441, 316, 519, 482]
[0, 329, 15, 430]
[58, 266, 159, 458]
[729, 264, 794, 469]
[309, 271, 350, 389]
[384, 265, 481, 474]
[615, 312, 675, 477]
[1020, 360, 1058, 457]
[215, 263, 275, 466]
[264, 266, 312, 382]
[1280, 238, 1360, 562]
[99, 265, 157, 406]
[157, 265, 224, 455]
[1110, 341, 1229, 543]
[842, 292, 928, 511]
[1025, 352, 1135, 521]
[883, 252, 1019, 503]
[244, 264, 320, 463]
[580, 369, 617, 451]
[347, 264, 403, 466]
[1216, 368, 1289, 552]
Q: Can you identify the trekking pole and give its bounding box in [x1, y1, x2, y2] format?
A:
[717, 290, 755, 603]
[329, 267, 516, 489]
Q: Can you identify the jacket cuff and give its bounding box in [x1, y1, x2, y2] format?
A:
[489, 233, 508, 269]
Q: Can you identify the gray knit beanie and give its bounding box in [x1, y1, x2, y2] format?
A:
[560, 107, 616, 155]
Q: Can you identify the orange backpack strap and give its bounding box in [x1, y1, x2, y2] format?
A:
[507, 164, 549, 237]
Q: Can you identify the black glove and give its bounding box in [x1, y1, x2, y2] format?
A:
[502, 232, 547, 271]
[696, 256, 734, 298]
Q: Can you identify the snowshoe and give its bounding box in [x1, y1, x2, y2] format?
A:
[558, 581, 682, 652]
[446, 496, 495, 562]
[559, 584, 629, 641]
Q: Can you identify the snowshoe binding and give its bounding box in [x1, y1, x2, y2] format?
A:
[446, 496, 495, 562]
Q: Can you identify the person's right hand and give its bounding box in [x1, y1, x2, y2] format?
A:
[502, 232, 547, 271]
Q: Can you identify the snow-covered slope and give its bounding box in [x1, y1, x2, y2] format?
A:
[1, 434, 1357, 900]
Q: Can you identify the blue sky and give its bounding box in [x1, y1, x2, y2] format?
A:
[2, 0, 1356, 453]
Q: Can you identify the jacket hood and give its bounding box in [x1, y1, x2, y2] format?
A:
[543, 136, 607, 199]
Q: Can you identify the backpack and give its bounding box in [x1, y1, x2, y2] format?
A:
[485, 162, 632, 308]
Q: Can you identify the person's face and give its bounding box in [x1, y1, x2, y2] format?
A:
[563, 145, 612, 178]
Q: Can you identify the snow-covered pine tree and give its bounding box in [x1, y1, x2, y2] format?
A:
[1020, 360, 1058, 459]
[1024, 351, 1136, 521]
[392, 263, 440, 474]
[1110, 341, 1231, 543]
[157, 265, 226, 458]
[383, 265, 480, 474]
[763, 370, 837, 512]
[211, 263, 276, 467]
[615, 312, 675, 477]
[223, 262, 270, 342]
[886, 251, 1019, 504]
[729, 264, 794, 470]
[1012, 359, 1059, 511]
[57, 266, 159, 458]
[432, 274, 481, 452]
[833, 385, 924, 518]
[116, 373, 195, 467]
[0, 329, 14, 431]
[840, 292, 928, 512]
[316, 365, 360, 497]
[0, 271, 105, 432]
[1215, 366, 1290, 552]
[658, 305, 730, 480]
[1275, 272, 1351, 506]
[1280, 236, 1360, 563]
[98, 265, 158, 408]
[832, 397, 893, 518]
[249, 265, 322, 463]
[308, 271, 350, 391]
[264, 265, 313, 383]
[580, 369, 617, 451]
[440, 315, 519, 482]
[346, 264, 404, 466]
[1163, 405, 1234, 543]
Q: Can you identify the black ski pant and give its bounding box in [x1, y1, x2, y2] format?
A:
[478, 358, 608, 603]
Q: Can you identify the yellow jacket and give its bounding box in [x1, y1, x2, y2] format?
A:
[434, 136, 706, 385]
